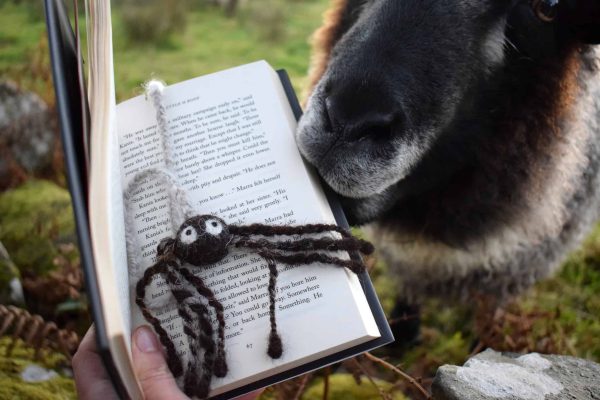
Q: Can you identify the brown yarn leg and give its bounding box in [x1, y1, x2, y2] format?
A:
[179, 268, 228, 377]
[233, 236, 374, 255]
[162, 269, 217, 399]
[251, 244, 368, 359]
[268, 251, 366, 274]
[135, 262, 183, 378]
[176, 304, 201, 397]
[259, 251, 283, 359]
[230, 223, 354, 239]
[187, 302, 216, 400]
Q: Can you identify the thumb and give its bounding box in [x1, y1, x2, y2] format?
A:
[132, 326, 188, 400]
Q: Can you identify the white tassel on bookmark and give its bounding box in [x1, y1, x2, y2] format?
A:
[123, 79, 194, 285]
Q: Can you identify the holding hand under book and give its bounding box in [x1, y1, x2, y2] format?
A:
[72, 325, 261, 400]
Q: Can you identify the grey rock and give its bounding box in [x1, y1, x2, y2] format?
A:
[20, 364, 59, 383]
[0, 81, 56, 184]
[432, 349, 600, 400]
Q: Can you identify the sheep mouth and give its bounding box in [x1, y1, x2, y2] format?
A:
[296, 99, 425, 199]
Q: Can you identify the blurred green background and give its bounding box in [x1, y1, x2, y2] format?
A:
[0, 0, 599, 399]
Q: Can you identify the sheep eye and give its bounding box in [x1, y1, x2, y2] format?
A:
[179, 226, 197, 245]
[205, 219, 223, 236]
[533, 0, 558, 22]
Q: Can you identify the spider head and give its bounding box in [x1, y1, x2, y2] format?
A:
[173, 215, 231, 266]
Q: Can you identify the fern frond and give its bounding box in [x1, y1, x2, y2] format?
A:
[0, 304, 79, 362]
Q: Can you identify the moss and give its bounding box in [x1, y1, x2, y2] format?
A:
[0, 376, 76, 400]
[0, 258, 19, 286]
[513, 223, 600, 361]
[303, 374, 407, 400]
[351, 227, 399, 316]
[401, 298, 473, 376]
[398, 224, 600, 379]
[0, 180, 76, 276]
[369, 256, 399, 316]
[0, 254, 22, 304]
[0, 337, 76, 400]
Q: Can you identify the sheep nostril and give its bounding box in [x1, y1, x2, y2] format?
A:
[320, 77, 401, 144]
[345, 116, 398, 144]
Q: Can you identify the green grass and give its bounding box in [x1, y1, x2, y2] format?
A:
[520, 226, 600, 361]
[112, 1, 327, 99]
[0, 0, 328, 101]
[0, 3, 47, 72]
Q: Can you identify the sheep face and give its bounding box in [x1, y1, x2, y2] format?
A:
[297, 0, 512, 223]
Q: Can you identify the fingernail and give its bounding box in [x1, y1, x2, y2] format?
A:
[135, 326, 158, 353]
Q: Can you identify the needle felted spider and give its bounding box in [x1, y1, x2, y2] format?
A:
[136, 214, 374, 399]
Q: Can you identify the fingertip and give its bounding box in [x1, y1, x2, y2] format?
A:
[132, 326, 187, 400]
[134, 325, 160, 353]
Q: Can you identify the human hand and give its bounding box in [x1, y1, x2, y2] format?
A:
[73, 324, 262, 400]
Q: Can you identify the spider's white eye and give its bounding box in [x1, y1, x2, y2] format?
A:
[179, 226, 198, 245]
[205, 219, 223, 236]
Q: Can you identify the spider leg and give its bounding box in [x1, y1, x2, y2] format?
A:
[179, 267, 228, 377]
[230, 222, 354, 239]
[135, 261, 183, 378]
[175, 299, 204, 397]
[257, 250, 283, 359]
[233, 236, 374, 255]
[163, 269, 216, 399]
[269, 250, 365, 274]
[251, 244, 367, 360]
[189, 303, 217, 399]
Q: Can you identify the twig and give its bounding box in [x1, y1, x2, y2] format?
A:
[351, 357, 391, 400]
[364, 352, 431, 400]
[322, 367, 330, 400]
[468, 340, 485, 358]
[291, 373, 311, 400]
[387, 313, 419, 326]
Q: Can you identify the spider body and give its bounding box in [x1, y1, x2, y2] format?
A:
[136, 214, 374, 399]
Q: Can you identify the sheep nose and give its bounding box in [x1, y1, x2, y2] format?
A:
[323, 80, 401, 143]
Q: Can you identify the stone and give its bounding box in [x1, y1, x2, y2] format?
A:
[20, 364, 59, 383]
[0, 81, 56, 188]
[432, 349, 600, 400]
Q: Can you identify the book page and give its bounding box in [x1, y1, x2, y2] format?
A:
[117, 61, 379, 395]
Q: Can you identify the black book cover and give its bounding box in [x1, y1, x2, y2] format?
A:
[44, 0, 130, 398]
[44, 2, 393, 397]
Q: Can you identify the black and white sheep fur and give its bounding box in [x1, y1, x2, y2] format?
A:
[297, 0, 600, 300]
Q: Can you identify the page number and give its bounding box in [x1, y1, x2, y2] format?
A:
[246, 343, 253, 349]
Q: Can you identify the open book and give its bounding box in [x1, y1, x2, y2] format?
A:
[45, 1, 393, 399]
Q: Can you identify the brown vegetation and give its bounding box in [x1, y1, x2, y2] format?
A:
[0, 304, 79, 362]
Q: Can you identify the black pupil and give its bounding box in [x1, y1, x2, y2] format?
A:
[186, 229, 192, 236]
[211, 222, 218, 227]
